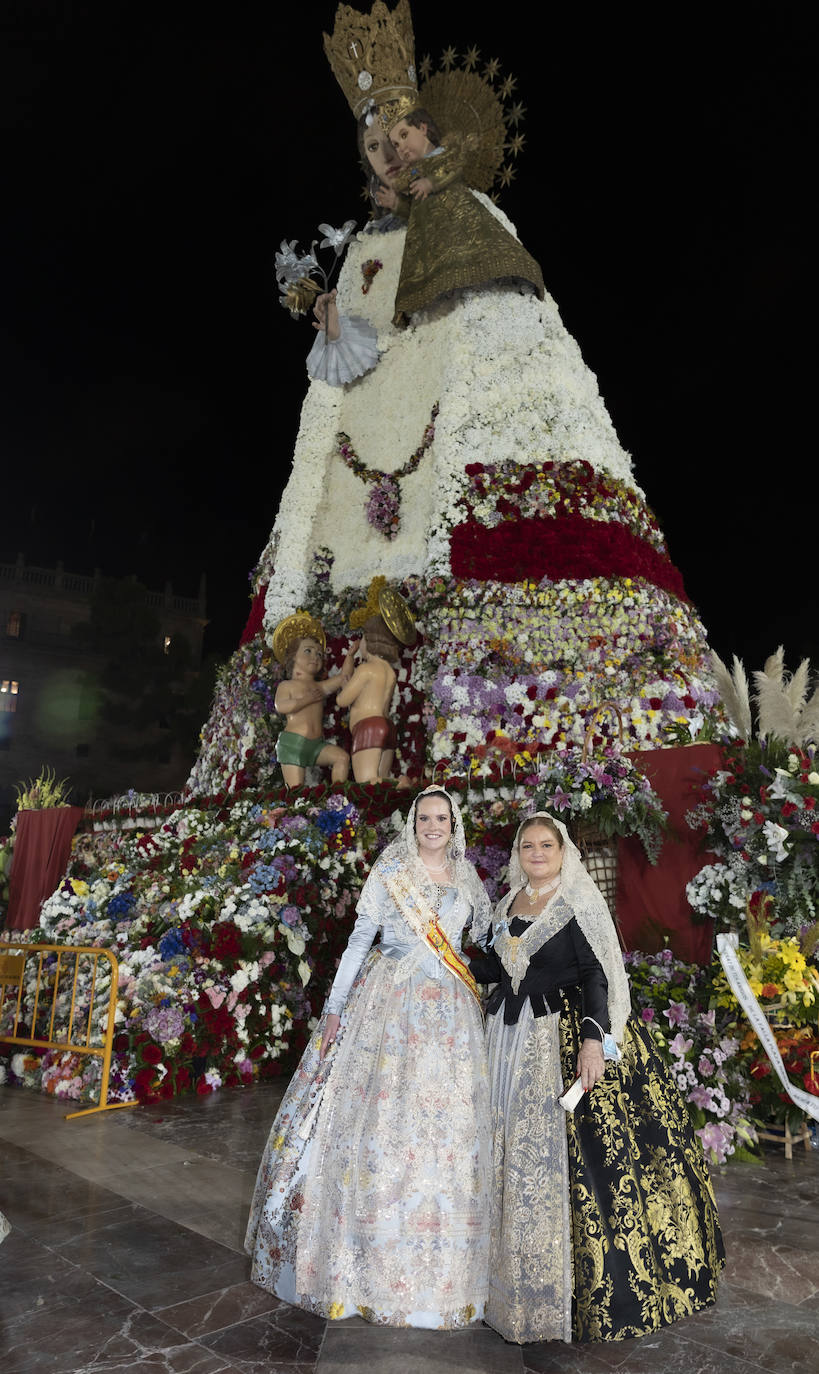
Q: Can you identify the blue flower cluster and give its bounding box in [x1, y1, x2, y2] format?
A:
[316, 808, 348, 837]
[249, 862, 281, 894]
[107, 891, 136, 920]
[257, 828, 285, 851]
[158, 928, 186, 961]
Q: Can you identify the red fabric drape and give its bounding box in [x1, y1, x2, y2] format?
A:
[5, 808, 84, 931]
[616, 744, 722, 964]
[240, 583, 268, 646]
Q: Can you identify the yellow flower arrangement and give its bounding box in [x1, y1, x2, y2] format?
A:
[15, 767, 72, 810]
[712, 934, 819, 1026]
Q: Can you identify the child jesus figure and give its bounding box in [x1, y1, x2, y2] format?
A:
[273, 612, 353, 788]
[376, 100, 544, 327]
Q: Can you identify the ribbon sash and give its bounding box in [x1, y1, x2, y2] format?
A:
[716, 933, 819, 1123]
[382, 871, 480, 1006]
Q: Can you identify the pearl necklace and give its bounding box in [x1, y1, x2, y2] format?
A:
[524, 874, 561, 900]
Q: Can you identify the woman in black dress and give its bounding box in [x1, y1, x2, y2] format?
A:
[470, 812, 725, 1344]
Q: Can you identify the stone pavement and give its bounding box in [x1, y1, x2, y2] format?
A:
[1, 1083, 817, 1373]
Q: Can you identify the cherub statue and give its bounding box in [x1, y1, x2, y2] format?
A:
[272, 612, 354, 788]
[336, 578, 416, 783]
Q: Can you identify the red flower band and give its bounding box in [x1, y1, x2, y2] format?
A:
[449, 512, 688, 601]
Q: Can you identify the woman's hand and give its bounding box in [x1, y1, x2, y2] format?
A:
[577, 1038, 605, 1091]
[319, 1013, 341, 1060]
[375, 184, 398, 210]
[312, 289, 340, 340]
[409, 177, 433, 201]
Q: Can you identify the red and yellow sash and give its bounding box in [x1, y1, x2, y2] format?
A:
[382, 869, 480, 1007]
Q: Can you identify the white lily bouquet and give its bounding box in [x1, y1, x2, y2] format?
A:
[274, 220, 357, 322]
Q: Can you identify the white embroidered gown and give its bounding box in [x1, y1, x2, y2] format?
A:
[245, 857, 491, 1328]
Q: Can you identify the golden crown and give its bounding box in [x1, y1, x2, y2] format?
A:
[323, 0, 418, 120]
[377, 92, 420, 134]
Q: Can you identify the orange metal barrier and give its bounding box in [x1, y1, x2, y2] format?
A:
[0, 942, 137, 1120]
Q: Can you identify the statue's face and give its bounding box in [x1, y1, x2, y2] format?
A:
[362, 121, 401, 183]
[390, 118, 431, 164]
[293, 637, 323, 678]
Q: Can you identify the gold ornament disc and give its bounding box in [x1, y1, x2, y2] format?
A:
[378, 586, 416, 645]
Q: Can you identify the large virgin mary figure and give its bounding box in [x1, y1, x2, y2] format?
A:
[189, 0, 715, 800]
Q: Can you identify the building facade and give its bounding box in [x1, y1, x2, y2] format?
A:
[1, 556, 207, 828]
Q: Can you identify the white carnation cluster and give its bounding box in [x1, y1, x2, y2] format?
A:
[686, 862, 750, 921]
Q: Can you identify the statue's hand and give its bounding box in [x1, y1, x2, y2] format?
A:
[312, 289, 340, 340]
[340, 647, 356, 683]
[409, 177, 433, 201]
[376, 184, 398, 210]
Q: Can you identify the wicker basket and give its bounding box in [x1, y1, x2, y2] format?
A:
[570, 702, 627, 950]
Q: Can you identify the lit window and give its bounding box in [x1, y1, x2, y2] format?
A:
[0, 680, 17, 713]
[6, 612, 23, 638]
[164, 635, 172, 654]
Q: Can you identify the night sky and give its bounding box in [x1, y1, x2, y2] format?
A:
[2, 3, 811, 677]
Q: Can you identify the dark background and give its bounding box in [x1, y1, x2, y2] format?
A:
[1, 2, 811, 673]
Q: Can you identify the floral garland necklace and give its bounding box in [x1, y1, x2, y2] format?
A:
[336, 402, 439, 540]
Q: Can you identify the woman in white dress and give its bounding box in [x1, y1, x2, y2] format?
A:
[245, 786, 492, 1328]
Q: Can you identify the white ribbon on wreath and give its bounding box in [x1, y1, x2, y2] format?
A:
[716, 932, 819, 1123]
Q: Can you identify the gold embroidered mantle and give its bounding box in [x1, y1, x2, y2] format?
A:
[391, 136, 544, 326]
